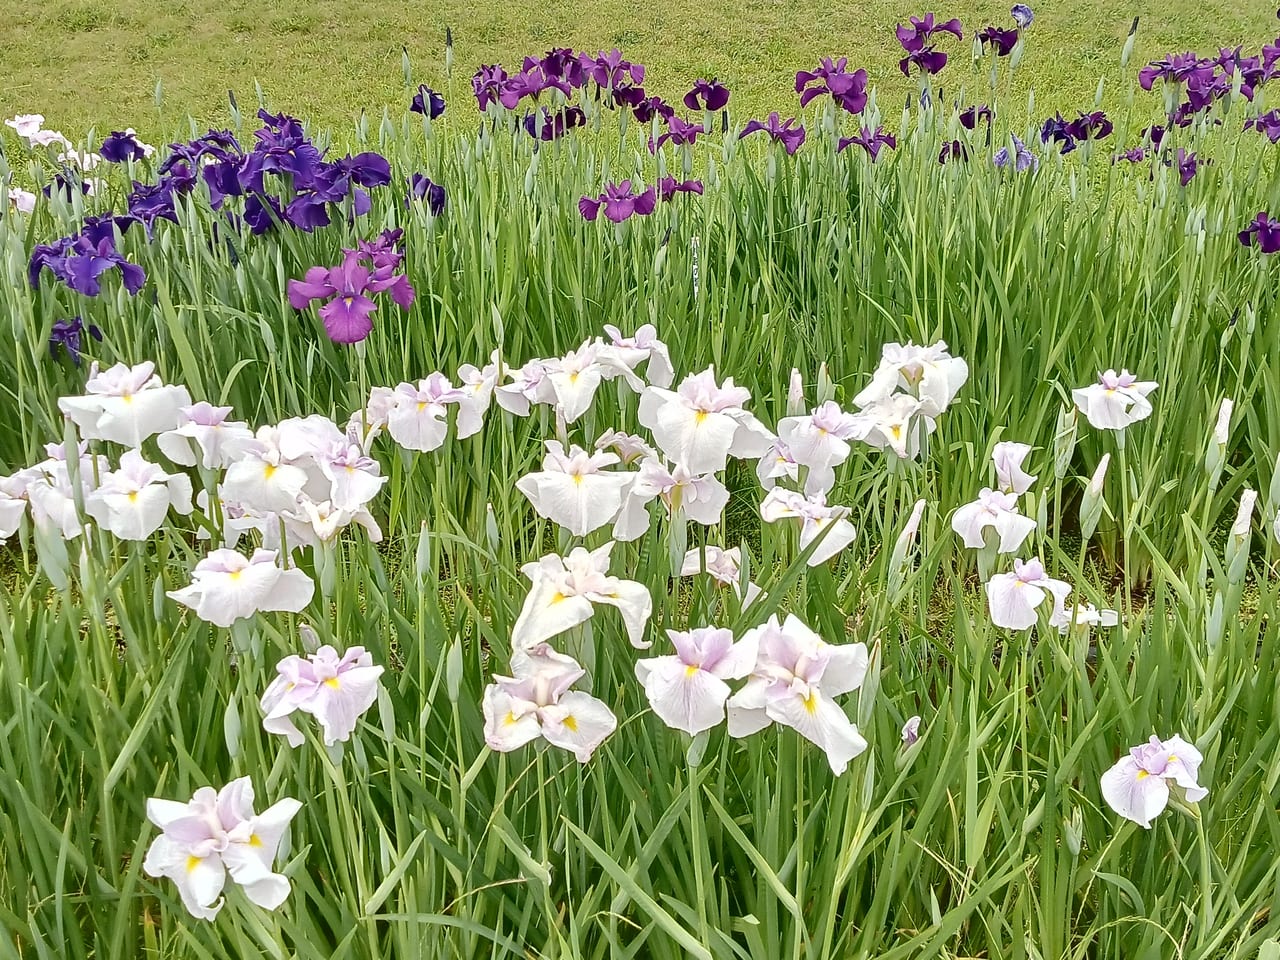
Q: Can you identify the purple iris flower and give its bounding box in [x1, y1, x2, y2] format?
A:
[1175, 148, 1199, 186]
[896, 14, 963, 52]
[242, 194, 285, 235]
[1116, 147, 1147, 163]
[683, 79, 731, 112]
[533, 48, 586, 88]
[583, 49, 645, 90]
[127, 181, 179, 229]
[1138, 52, 1207, 91]
[631, 96, 675, 123]
[1065, 110, 1112, 142]
[1239, 212, 1280, 253]
[1010, 4, 1034, 28]
[100, 131, 148, 163]
[658, 177, 704, 201]
[579, 181, 657, 222]
[159, 129, 242, 177]
[288, 249, 416, 344]
[1040, 113, 1079, 153]
[993, 134, 1037, 171]
[652, 116, 705, 151]
[795, 57, 869, 115]
[739, 113, 806, 154]
[357, 229, 405, 274]
[473, 65, 509, 110]
[978, 26, 1020, 56]
[499, 66, 572, 109]
[1144, 125, 1167, 148]
[202, 159, 245, 208]
[1246, 110, 1280, 142]
[330, 152, 392, 189]
[81, 214, 136, 248]
[48, 316, 102, 365]
[899, 47, 949, 77]
[42, 172, 91, 201]
[523, 106, 586, 141]
[30, 235, 146, 297]
[837, 126, 897, 160]
[939, 139, 969, 163]
[408, 174, 447, 215]
[282, 195, 332, 232]
[960, 105, 993, 129]
[410, 84, 446, 118]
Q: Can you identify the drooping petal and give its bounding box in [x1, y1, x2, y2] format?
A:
[1100, 756, 1171, 828]
[539, 690, 617, 761]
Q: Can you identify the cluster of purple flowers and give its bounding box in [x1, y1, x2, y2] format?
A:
[1040, 110, 1113, 153]
[471, 47, 730, 155]
[896, 13, 964, 77]
[579, 177, 704, 223]
[1139, 43, 1280, 127]
[287, 229, 416, 344]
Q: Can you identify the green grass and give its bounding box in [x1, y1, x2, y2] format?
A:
[0, 0, 1276, 137]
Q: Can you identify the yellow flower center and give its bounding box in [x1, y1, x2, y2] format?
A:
[324, 677, 340, 690]
[263, 463, 277, 480]
[685, 664, 700, 678]
[802, 691, 819, 714]
[185, 855, 202, 873]
[562, 715, 579, 732]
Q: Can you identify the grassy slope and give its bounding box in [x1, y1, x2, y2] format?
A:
[0, 0, 1276, 138]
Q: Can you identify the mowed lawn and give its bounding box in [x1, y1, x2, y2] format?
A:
[0, 0, 1276, 138]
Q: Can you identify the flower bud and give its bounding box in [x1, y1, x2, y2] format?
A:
[1226, 488, 1257, 584]
[1053, 405, 1078, 479]
[1121, 18, 1139, 68]
[1079, 454, 1110, 542]
[786, 368, 806, 416]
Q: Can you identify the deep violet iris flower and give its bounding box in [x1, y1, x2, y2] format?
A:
[657, 177, 704, 201]
[938, 139, 969, 163]
[896, 13, 963, 52]
[410, 85, 446, 119]
[30, 234, 146, 297]
[472, 65, 510, 110]
[100, 130, 148, 163]
[1246, 110, 1280, 142]
[899, 47, 950, 77]
[48, 316, 102, 365]
[795, 57, 869, 115]
[408, 174, 447, 215]
[1239, 213, 1280, 252]
[652, 116, 705, 151]
[960, 105, 993, 129]
[579, 181, 657, 222]
[978, 25, 1020, 56]
[683, 79, 731, 111]
[523, 106, 587, 141]
[837, 126, 897, 160]
[1010, 4, 1034, 28]
[739, 113, 806, 154]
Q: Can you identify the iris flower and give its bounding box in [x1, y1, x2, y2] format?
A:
[100, 130, 150, 162]
[795, 57, 869, 114]
[658, 177, 704, 201]
[1246, 110, 1280, 142]
[603, 323, 674, 387]
[579, 181, 657, 222]
[1240, 212, 1280, 252]
[896, 13, 964, 52]
[638, 367, 774, 474]
[759, 488, 857, 565]
[158, 402, 255, 469]
[1101, 735, 1208, 828]
[900, 48, 950, 77]
[635, 627, 758, 735]
[143, 778, 301, 920]
[683, 78, 731, 111]
[511, 542, 652, 649]
[288, 249, 416, 344]
[992, 441, 1037, 494]
[516, 441, 635, 536]
[58, 360, 191, 447]
[5, 113, 44, 138]
[168, 548, 315, 627]
[472, 64, 509, 109]
[385, 373, 466, 452]
[1071, 369, 1158, 430]
[652, 116, 705, 151]
[854, 340, 969, 417]
[837, 126, 897, 160]
[410, 84, 446, 118]
[680, 546, 762, 604]
[261, 640, 385, 747]
[483, 645, 617, 762]
[993, 135, 1037, 171]
[739, 113, 806, 154]
[778, 401, 863, 495]
[30, 233, 146, 298]
[523, 106, 586, 141]
[978, 25, 1019, 56]
[951, 488, 1036, 553]
[614, 457, 729, 539]
[1050, 602, 1119, 635]
[985, 558, 1071, 630]
[48, 316, 102, 366]
[85, 449, 193, 541]
[960, 105, 993, 129]
[1011, 4, 1034, 28]
[726, 613, 870, 775]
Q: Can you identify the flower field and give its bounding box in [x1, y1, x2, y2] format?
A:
[4, 9, 1280, 958]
